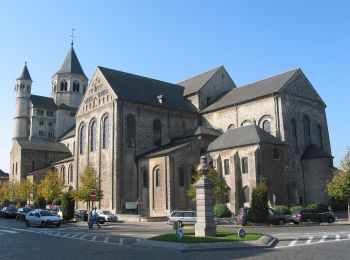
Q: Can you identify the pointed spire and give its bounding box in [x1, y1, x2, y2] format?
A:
[56, 46, 86, 77]
[17, 62, 32, 81]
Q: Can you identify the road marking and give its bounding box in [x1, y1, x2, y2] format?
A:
[119, 238, 124, 245]
[348, 234, 350, 239]
[288, 238, 299, 247]
[306, 236, 313, 244]
[0, 229, 19, 234]
[319, 235, 327, 243]
[336, 235, 340, 241]
[103, 237, 109, 243]
[91, 236, 97, 241]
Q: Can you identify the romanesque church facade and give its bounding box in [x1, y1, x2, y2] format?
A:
[9, 45, 334, 216]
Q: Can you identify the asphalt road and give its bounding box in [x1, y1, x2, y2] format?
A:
[1, 218, 350, 260]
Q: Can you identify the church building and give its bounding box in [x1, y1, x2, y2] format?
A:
[9, 44, 334, 216]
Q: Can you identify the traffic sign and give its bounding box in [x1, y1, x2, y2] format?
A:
[90, 191, 97, 201]
[136, 198, 143, 206]
[177, 228, 184, 240]
[238, 228, 246, 239]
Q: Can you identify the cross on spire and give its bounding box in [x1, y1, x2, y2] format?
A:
[69, 28, 76, 46]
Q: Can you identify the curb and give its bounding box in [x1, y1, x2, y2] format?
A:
[135, 235, 278, 252]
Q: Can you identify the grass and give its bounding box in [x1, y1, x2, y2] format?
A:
[149, 232, 262, 243]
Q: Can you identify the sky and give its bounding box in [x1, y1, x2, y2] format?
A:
[0, 0, 349, 172]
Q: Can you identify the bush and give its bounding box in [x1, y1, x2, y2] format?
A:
[61, 192, 75, 221]
[34, 197, 46, 209]
[274, 205, 290, 215]
[305, 204, 318, 209]
[214, 204, 231, 218]
[251, 183, 269, 223]
[52, 199, 61, 205]
[290, 205, 303, 213]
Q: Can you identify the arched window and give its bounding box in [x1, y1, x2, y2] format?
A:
[291, 119, 298, 143]
[303, 116, 311, 146]
[179, 167, 185, 187]
[61, 166, 66, 183]
[241, 120, 252, 126]
[153, 119, 161, 146]
[68, 164, 73, 183]
[60, 80, 67, 91]
[103, 117, 109, 149]
[90, 121, 97, 151]
[72, 81, 80, 92]
[126, 114, 136, 147]
[181, 122, 186, 136]
[317, 125, 323, 149]
[155, 168, 160, 187]
[73, 142, 75, 156]
[228, 124, 235, 130]
[142, 169, 148, 188]
[262, 120, 271, 133]
[243, 186, 249, 203]
[79, 126, 86, 154]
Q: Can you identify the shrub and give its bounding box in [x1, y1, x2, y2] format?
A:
[214, 204, 231, 218]
[34, 196, 46, 209]
[290, 205, 303, 213]
[52, 198, 61, 205]
[274, 205, 290, 215]
[250, 183, 269, 223]
[61, 192, 75, 221]
[305, 204, 318, 209]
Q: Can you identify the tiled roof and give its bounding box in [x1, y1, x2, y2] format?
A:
[301, 144, 333, 159]
[207, 125, 286, 152]
[202, 69, 299, 113]
[17, 64, 32, 81]
[16, 140, 71, 153]
[57, 103, 78, 111]
[98, 66, 197, 113]
[58, 125, 76, 141]
[0, 169, 9, 178]
[138, 140, 196, 159]
[194, 126, 221, 137]
[30, 95, 57, 110]
[56, 46, 86, 77]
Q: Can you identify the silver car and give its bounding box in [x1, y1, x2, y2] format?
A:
[168, 211, 197, 225]
[26, 209, 62, 227]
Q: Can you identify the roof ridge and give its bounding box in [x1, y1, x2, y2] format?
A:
[178, 65, 223, 84]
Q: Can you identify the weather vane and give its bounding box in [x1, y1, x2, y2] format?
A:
[69, 28, 76, 46]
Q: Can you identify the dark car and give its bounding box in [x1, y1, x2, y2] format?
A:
[78, 210, 105, 224]
[16, 207, 32, 221]
[239, 208, 288, 226]
[289, 208, 335, 224]
[0, 206, 18, 218]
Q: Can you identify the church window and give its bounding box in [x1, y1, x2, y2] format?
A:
[80, 125, 86, 154]
[37, 110, 44, 116]
[241, 120, 252, 126]
[15, 163, 17, 175]
[143, 169, 148, 188]
[317, 125, 323, 149]
[49, 122, 53, 127]
[12, 164, 14, 175]
[179, 167, 185, 187]
[73, 142, 75, 156]
[60, 80, 68, 91]
[32, 161, 35, 172]
[39, 130, 44, 136]
[90, 121, 97, 152]
[61, 166, 66, 183]
[153, 119, 161, 146]
[46, 111, 53, 117]
[273, 148, 280, 160]
[155, 169, 160, 187]
[39, 121, 44, 126]
[291, 119, 298, 144]
[68, 164, 73, 183]
[103, 117, 109, 149]
[20, 83, 25, 89]
[228, 124, 235, 130]
[242, 157, 248, 174]
[262, 120, 271, 133]
[303, 116, 311, 146]
[224, 159, 230, 175]
[126, 114, 136, 148]
[181, 121, 186, 136]
[48, 132, 53, 137]
[243, 186, 250, 203]
[73, 81, 80, 92]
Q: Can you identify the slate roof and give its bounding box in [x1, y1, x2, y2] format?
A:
[52, 156, 74, 165]
[0, 169, 9, 178]
[58, 125, 76, 141]
[138, 140, 196, 159]
[56, 46, 86, 77]
[207, 125, 286, 152]
[16, 140, 71, 153]
[194, 126, 221, 137]
[202, 69, 299, 113]
[57, 103, 78, 111]
[17, 64, 32, 81]
[178, 66, 222, 96]
[98, 66, 197, 113]
[30, 95, 57, 110]
[301, 144, 333, 160]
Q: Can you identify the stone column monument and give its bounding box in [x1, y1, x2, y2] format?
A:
[195, 155, 216, 237]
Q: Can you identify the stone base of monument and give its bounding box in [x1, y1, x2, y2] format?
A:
[194, 222, 216, 237]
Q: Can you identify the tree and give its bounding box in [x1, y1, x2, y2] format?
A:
[187, 165, 230, 204]
[37, 169, 64, 203]
[250, 183, 269, 223]
[0, 180, 18, 205]
[74, 164, 103, 210]
[16, 180, 34, 206]
[61, 191, 75, 221]
[327, 149, 350, 221]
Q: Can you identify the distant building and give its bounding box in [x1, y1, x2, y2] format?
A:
[9, 43, 333, 215]
[0, 169, 9, 187]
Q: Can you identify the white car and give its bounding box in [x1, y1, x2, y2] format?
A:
[97, 210, 118, 222]
[168, 211, 197, 225]
[26, 209, 62, 227]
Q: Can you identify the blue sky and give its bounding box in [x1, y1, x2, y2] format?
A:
[0, 1, 349, 172]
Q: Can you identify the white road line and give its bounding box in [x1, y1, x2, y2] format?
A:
[103, 237, 109, 243]
[91, 236, 97, 241]
[63, 233, 72, 237]
[0, 230, 19, 234]
[319, 235, 327, 243]
[71, 234, 80, 238]
[80, 235, 87, 239]
[288, 238, 299, 247]
[119, 238, 124, 245]
[306, 236, 313, 244]
[336, 235, 340, 241]
[348, 234, 350, 239]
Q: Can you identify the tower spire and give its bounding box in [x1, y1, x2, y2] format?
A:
[17, 62, 32, 81]
[69, 28, 76, 46]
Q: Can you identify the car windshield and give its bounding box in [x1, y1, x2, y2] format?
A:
[40, 211, 54, 216]
[102, 211, 112, 215]
[23, 208, 32, 213]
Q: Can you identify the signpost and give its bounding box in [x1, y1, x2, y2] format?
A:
[90, 191, 97, 201]
[238, 228, 246, 239]
[177, 228, 184, 240]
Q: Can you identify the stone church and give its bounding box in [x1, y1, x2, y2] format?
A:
[9, 44, 334, 216]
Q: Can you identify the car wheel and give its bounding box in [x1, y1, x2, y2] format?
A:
[278, 219, 286, 225]
[56, 223, 61, 227]
[41, 221, 47, 228]
[26, 221, 30, 227]
[293, 221, 299, 225]
[328, 217, 335, 224]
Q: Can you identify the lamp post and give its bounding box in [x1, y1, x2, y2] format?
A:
[195, 155, 216, 237]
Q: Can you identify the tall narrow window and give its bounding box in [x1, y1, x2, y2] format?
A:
[126, 114, 136, 147]
[90, 121, 97, 151]
[68, 164, 73, 183]
[224, 159, 230, 175]
[103, 117, 110, 149]
[303, 116, 311, 146]
[153, 119, 161, 146]
[73, 81, 80, 92]
[61, 166, 66, 183]
[15, 163, 17, 175]
[273, 148, 280, 160]
[155, 169, 160, 187]
[32, 161, 35, 172]
[60, 80, 67, 91]
[143, 169, 148, 188]
[291, 119, 298, 144]
[73, 142, 75, 156]
[80, 126, 85, 154]
[317, 125, 323, 149]
[243, 186, 250, 203]
[262, 120, 271, 133]
[179, 167, 185, 187]
[242, 157, 248, 174]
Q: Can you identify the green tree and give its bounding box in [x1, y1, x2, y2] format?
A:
[327, 149, 350, 221]
[33, 196, 46, 209]
[74, 164, 103, 210]
[250, 183, 269, 223]
[38, 170, 64, 202]
[61, 191, 75, 221]
[187, 165, 230, 204]
[0, 180, 18, 204]
[16, 180, 34, 206]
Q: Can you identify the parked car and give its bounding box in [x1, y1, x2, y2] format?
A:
[289, 208, 335, 224]
[74, 209, 87, 221]
[50, 206, 63, 219]
[78, 210, 105, 224]
[25, 204, 36, 210]
[96, 210, 118, 222]
[239, 208, 288, 226]
[0, 206, 18, 219]
[26, 209, 62, 227]
[168, 211, 197, 226]
[16, 207, 32, 221]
